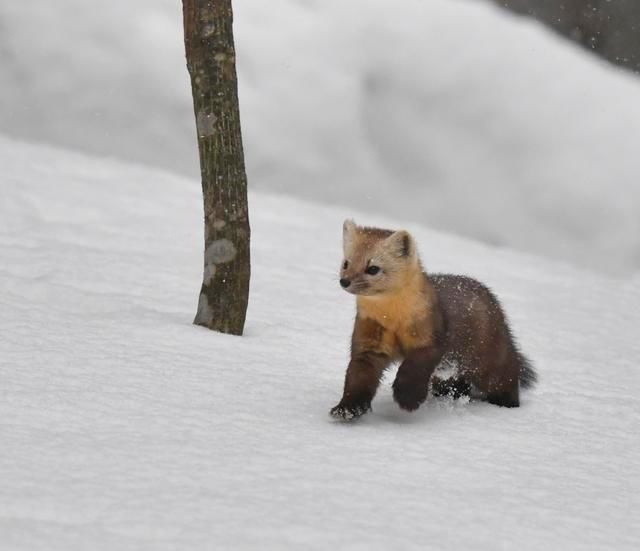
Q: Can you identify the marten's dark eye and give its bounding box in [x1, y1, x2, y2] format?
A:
[342, 260, 349, 270]
[365, 265, 380, 275]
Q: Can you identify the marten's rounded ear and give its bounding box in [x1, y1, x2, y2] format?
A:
[343, 219, 357, 237]
[343, 219, 357, 252]
[385, 230, 414, 258]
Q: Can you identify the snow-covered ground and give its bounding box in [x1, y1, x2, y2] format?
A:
[1, 0, 640, 273]
[1, 136, 639, 550]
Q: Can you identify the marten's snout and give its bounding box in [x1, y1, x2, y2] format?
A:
[340, 278, 351, 289]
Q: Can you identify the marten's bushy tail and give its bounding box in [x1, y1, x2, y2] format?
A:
[517, 352, 538, 389]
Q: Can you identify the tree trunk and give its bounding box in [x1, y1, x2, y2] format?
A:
[182, 0, 250, 335]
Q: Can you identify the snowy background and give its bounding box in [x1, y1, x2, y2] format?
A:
[494, 0, 640, 73]
[1, 0, 640, 273]
[1, 0, 640, 549]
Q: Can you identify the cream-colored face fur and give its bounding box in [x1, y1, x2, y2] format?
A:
[340, 219, 418, 296]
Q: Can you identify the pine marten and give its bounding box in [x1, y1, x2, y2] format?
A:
[330, 220, 537, 420]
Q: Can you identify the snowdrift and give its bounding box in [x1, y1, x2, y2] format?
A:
[1, 136, 638, 550]
[1, 0, 640, 272]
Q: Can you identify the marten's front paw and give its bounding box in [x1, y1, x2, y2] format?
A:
[393, 380, 428, 412]
[330, 401, 371, 421]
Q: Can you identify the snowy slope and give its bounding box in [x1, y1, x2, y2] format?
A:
[1, 0, 640, 273]
[1, 136, 639, 550]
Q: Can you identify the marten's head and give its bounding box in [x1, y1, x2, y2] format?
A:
[339, 220, 419, 296]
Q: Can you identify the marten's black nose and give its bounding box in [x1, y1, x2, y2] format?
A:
[340, 278, 351, 288]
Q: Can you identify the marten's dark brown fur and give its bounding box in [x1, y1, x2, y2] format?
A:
[330, 220, 537, 420]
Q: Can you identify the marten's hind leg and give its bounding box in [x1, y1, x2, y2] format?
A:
[481, 359, 520, 408]
[486, 384, 519, 408]
[472, 331, 522, 408]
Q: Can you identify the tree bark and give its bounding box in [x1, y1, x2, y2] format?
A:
[183, 0, 250, 335]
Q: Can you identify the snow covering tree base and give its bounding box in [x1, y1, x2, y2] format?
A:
[1, 136, 638, 550]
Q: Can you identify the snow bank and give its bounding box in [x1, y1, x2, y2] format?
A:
[1, 0, 640, 273]
[1, 136, 638, 550]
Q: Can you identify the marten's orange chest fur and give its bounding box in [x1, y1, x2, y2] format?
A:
[356, 274, 433, 356]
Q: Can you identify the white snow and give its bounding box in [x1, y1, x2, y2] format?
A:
[1, 0, 640, 273]
[1, 136, 639, 550]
